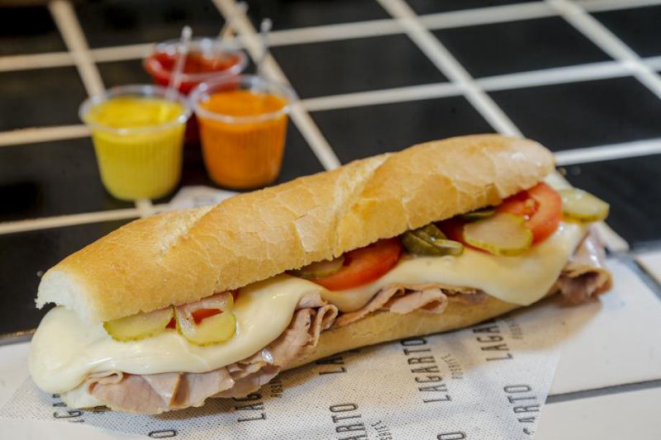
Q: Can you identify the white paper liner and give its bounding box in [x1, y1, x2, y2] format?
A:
[166, 186, 237, 211]
[1, 307, 564, 440]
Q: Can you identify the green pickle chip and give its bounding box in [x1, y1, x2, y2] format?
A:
[403, 225, 463, 256]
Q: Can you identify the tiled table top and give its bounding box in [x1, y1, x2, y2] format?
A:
[1, 0, 660, 438]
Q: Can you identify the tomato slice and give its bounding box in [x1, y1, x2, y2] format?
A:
[498, 182, 562, 243]
[440, 182, 562, 251]
[191, 308, 222, 324]
[167, 308, 223, 328]
[230, 289, 239, 301]
[439, 217, 466, 244]
[308, 238, 402, 291]
[495, 191, 537, 218]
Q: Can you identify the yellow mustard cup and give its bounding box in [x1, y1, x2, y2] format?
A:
[79, 85, 191, 200]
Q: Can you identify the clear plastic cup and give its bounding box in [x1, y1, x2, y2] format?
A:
[144, 38, 248, 95]
[79, 85, 191, 200]
[190, 75, 296, 189]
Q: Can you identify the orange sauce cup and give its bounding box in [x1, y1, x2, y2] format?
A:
[190, 75, 295, 189]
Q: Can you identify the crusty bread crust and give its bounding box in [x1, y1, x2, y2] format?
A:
[286, 294, 523, 369]
[37, 135, 554, 322]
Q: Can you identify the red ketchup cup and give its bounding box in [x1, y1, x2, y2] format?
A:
[144, 38, 248, 145]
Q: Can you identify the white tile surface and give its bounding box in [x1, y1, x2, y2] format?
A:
[536, 387, 661, 440]
[637, 250, 661, 285]
[512, 259, 661, 395]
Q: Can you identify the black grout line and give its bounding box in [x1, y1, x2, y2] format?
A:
[628, 240, 661, 255]
[0, 330, 35, 347]
[547, 378, 661, 404]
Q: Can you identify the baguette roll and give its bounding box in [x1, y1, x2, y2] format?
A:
[30, 134, 616, 415]
[36, 134, 553, 323]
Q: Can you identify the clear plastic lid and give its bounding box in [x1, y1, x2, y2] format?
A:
[144, 38, 248, 84]
[189, 74, 296, 124]
[79, 84, 192, 135]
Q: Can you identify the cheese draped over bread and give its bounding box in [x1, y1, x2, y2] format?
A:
[29, 220, 586, 394]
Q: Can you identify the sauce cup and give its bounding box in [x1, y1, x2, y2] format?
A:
[79, 85, 191, 200]
[144, 38, 248, 95]
[190, 75, 295, 189]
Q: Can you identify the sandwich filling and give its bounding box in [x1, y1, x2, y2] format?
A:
[29, 182, 612, 413]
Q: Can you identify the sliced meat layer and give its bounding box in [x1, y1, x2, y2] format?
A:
[555, 227, 612, 304]
[335, 284, 483, 327]
[89, 372, 183, 414]
[85, 293, 337, 414]
[335, 228, 611, 327]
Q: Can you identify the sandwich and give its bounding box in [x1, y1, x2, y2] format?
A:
[29, 134, 612, 414]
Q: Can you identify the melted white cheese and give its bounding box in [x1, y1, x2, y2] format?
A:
[324, 221, 587, 312]
[61, 384, 105, 409]
[30, 221, 586, 395]
[29, 276, 325, 393]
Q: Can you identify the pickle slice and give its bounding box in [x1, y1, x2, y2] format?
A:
[403, 231, 463, 256]
[413, 223, 447, 247]
[402, 224, 463, 256]
[175, 292, 236, 346]
[559, 188, 609, 222]
[462, 207, 496, 221]
[175, 309, 237, 346]
[431, 239, 464, 256]
[463, 213, 533, 256]
[402, 231, 435, 255]
[416, 224, 446, 240]
[104, 307, 174, 342]
[292, 256, 345, 279]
